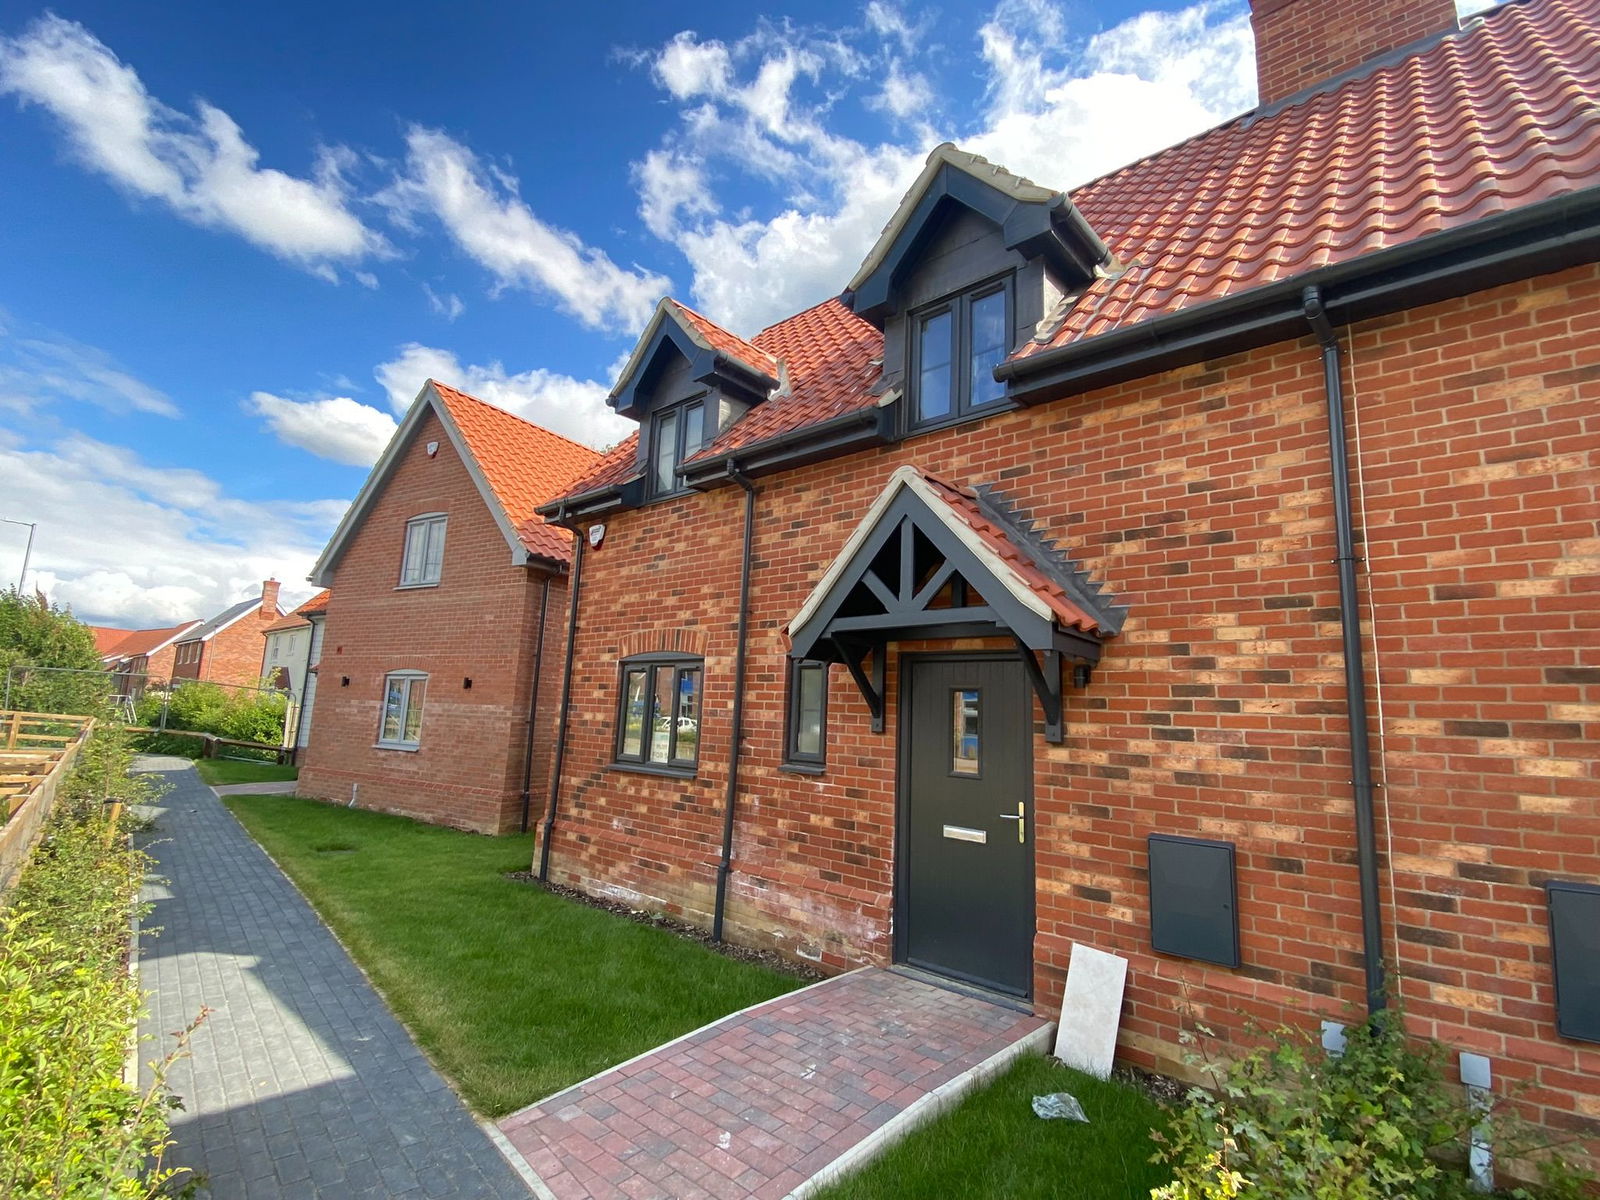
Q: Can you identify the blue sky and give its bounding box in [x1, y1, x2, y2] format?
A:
[0, 0, 1491, 627]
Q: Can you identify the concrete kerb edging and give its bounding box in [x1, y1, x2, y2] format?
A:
[786, 1020, 1057, 1200]
[481, 1121, 559, 1200]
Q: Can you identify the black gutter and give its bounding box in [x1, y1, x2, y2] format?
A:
[538, 525, 585, 881]
[518, 572, 553, 833]
[680, 406, 890, 491]
[997, 188, 1600, 405]
[1303, 285, 1387, 1017]
[712, 461, 757, 943]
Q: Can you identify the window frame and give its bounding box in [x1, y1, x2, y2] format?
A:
[398, 513, 448, 588]
[906, 274, 1014, 434]
[783, 659, 829, 771]
[647, 396, 714, 499]
[612, 654, 704, 774]
[377, 670, 428, 750]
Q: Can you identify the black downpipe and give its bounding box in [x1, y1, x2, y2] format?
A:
[1303, 285, 1387, 1016]
[538, 528, 585, 881]
[713, 464, 757, 943]
[518, 573, 553, 833]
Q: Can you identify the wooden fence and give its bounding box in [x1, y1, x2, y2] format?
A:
[0, 710, 95, 895]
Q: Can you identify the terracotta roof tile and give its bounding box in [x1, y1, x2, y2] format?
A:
[429, 381, 603, 564]
[261, 590, 331, 634]
[552, 0, 1597, 499]
[89, 625, 134, 656]
[916, 472, 1118, 636]
[104, 621, 202, 660]
[666, 300, 780, 381]
[1019, 0, 1600, 356]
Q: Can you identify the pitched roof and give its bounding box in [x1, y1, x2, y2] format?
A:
[1017, 0, 1600, 357]
[103, 621, 202, 662]
[664, 300, 780, 382]
[261, 590, 330, 634]
[89, 625, 134, 656]
[176, 596, 271, 643]
[550, 0, 1598, 504]
[428, 382, 602, 562]
[311, 381, 604, 582]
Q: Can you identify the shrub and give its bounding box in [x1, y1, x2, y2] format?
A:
[1152, 1009, 1592, 1200]
[0, 589, 109, 716]
[142, 681, 287, 747]
[0, 728, 198, 1198]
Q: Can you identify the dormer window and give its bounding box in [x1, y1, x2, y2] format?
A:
[912, 280, 1011, 429]
[650, 398, 710, 497]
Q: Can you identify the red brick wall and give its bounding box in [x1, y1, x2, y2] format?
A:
[145, 642, 178, 685]
[541, 262, 1600, 1139]
[297, 408, 567, 834]
[1249, 0, 1457, 105]
[197, 604, 282, 689]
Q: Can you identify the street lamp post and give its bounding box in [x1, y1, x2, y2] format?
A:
[1, 519, 36, 593]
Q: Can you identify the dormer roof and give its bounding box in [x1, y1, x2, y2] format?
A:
[844, 143, 1112, 323]
[608, 298, 781, 420]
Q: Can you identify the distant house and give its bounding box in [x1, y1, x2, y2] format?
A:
[98, 620, 202, 697]
[297, 380, 601, 834]
[259, 589, 330, 752]
[170, 581, 285, 690]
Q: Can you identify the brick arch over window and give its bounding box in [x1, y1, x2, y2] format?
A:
[618, 628, 708, 660]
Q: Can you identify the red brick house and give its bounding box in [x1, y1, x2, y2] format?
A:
[96, 621, 201, 695]
[297, 380, 600, 834]
[169, 581, 284, 688]
[532, 0, 1600, 1144]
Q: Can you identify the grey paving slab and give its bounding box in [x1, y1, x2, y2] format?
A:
[134, 760, 531, 1200]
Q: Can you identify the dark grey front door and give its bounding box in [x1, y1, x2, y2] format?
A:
[899, 655, 1033, 996]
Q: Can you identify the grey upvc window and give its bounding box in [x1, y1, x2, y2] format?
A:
[785, 660, 828, 767]
[378, 671, 427, 749]
[616, 656, 703, 770]
[649, 399, 711, 497]
[910, 280, 1010, 428]
[400, 514, 447, 586]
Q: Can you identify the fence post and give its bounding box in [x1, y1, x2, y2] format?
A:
[5, 711, 18, 751]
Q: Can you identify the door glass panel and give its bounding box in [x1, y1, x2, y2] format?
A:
[952, 688, 980, 775]
[969, 291, 1007, 407]
[621, 668, 647, 758]
[648, 667, 674, 763]
[917, 311, 952, 421]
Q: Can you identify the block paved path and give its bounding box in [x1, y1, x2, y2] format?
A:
[497, 967, 1050, 1199]
[134, 760, 533, 1200]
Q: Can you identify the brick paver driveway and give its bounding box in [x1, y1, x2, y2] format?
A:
[135, 760, 532, 1199]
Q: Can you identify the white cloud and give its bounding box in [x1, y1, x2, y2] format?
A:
[0, 15, 385, 275]
[247, 392, 398, 467]
[0, 313, 178, 418]
[0, 431, 337, 627]
[423, 284, 465, 321]
[374, 344, 633, 448]
[631, 0, 1257, 335]
[654, 31, 735, 100]
[381, 127, 669, 333]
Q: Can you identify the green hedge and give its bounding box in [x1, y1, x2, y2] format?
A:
[0, 729, 196, 1198]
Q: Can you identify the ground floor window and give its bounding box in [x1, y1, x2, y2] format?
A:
[616, 656, 702, 770]
[378, 671, 427, 749]
[785, 659, 828, 768]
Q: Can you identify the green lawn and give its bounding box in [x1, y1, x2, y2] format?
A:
[222, 793, 801, 1116]
[814, 1055, 1172, 1200]
[195, 759, 299, 786]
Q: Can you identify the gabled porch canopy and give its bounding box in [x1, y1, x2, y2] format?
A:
[785, 466, 1124, 742]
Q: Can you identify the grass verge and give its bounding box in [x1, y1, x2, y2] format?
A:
[223, 793, 801, 1117]
[812, 1055, 1171, 1200]
[194, 758, 298, 786]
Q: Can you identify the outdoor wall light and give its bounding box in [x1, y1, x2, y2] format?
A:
[340, 676, 350, 687]
[463, 677, 472, 689]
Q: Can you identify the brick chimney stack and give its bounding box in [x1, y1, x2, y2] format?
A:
[1249, 0, 1458, 105]
[260, 579, 281, 615]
